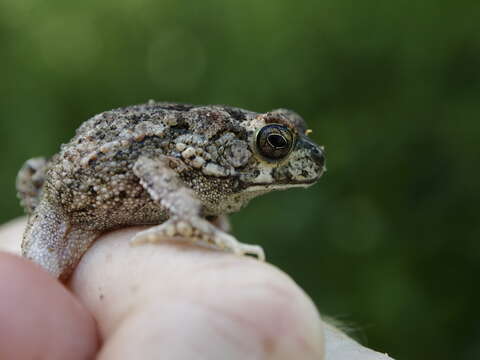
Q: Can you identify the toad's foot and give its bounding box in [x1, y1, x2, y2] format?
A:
[130, 217, 265, 261]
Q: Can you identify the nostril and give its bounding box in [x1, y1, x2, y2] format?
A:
[312, 148, 325, 168]
[298, 137, 326, 169]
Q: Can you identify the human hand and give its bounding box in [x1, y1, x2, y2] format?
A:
[0, 218, 393, 359]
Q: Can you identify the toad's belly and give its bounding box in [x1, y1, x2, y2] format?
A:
[68, 198, 170, 232]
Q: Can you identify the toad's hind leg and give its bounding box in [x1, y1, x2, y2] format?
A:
[22, 201, 99, 280]
[131, 156, 265, 261]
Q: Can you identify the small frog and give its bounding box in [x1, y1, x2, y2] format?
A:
[17, 102, 326, 280]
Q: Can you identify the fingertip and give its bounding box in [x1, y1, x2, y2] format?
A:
[0, 252, 99, 360]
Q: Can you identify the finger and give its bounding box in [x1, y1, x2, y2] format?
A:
[323, 323, 394, 360]
[69, 227, 325, 360]
[0, 221, 98, 360]
[1, 219, 394, 359]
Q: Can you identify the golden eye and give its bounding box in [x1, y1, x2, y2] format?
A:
[256, 124, 294, 160]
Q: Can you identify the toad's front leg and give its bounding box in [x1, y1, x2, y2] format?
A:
[131, 156, 265, 261]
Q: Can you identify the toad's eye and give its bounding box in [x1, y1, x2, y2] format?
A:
[256, 124, 294, 160]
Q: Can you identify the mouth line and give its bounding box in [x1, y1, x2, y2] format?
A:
[243, 178, 319, 192]
[251, 178, 318, 186]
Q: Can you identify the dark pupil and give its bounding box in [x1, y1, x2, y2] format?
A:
[267, 134, 288, 149]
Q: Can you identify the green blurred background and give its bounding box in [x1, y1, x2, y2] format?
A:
[1, 0, 479, 358]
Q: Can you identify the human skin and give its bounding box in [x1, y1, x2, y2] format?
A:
[0, 218, 393, 359]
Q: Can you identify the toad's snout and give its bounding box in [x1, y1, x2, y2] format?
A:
[297, 136, 326, 169]
[311, 145, 325, 169]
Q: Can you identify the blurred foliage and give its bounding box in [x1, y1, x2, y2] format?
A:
[1, 0, 479, 358]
